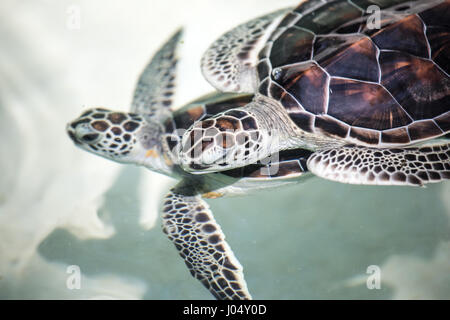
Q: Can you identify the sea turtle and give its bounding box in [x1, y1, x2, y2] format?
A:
[179, 0, 450, 189]
[66, 29, 313, 300]
[66, 0, 450, 300]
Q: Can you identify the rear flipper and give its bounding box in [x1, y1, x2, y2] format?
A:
[162, 183, 251, 300]
[307, 144, 450, 186]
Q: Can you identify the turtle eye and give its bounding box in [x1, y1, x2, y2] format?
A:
[82, 133, 100, 142]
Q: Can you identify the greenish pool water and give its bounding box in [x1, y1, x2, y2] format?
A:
[37, 166, 450, 299]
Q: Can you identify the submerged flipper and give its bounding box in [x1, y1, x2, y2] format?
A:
[161, 183, 251, 300]
[201, 8, 290, 93]
[307, 144, 450, 186]
[131, 28, 183, 116]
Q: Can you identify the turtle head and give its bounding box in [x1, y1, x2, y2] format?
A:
[66, 108, 173, 175]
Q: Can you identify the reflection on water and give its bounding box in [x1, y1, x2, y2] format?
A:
[38, 166, 450, 299]
[0, 0, 449, 299]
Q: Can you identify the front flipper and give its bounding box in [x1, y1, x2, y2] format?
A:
[162, 183, 251, 300]
[131, 28, 183, 116]
[201, 8, 290, 93]
[307, 144, 450, 186]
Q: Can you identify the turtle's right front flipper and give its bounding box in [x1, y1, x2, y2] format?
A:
[201, 7, 291, 93]
[162, 182, 252, 300]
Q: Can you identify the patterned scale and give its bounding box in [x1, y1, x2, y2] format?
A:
[258, 0, 450, 146]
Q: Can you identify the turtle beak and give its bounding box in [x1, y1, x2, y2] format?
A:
[66, 123, 81, 145]
[66, 119, 101, 145]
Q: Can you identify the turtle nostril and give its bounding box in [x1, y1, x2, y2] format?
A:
[70, 118, 90, 130]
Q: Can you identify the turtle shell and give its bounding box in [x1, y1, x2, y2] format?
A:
[258, 0, 450, 146]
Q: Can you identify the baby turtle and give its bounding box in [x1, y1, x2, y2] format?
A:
[67, 0, 449, 300]
[183, 0, 449, 187]
[67, 29, 312, 299]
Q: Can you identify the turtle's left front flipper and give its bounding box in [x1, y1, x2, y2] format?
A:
[131, 28, 183, 116]
[307, 144, 450, 186]
[162, 183, 252, 300]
